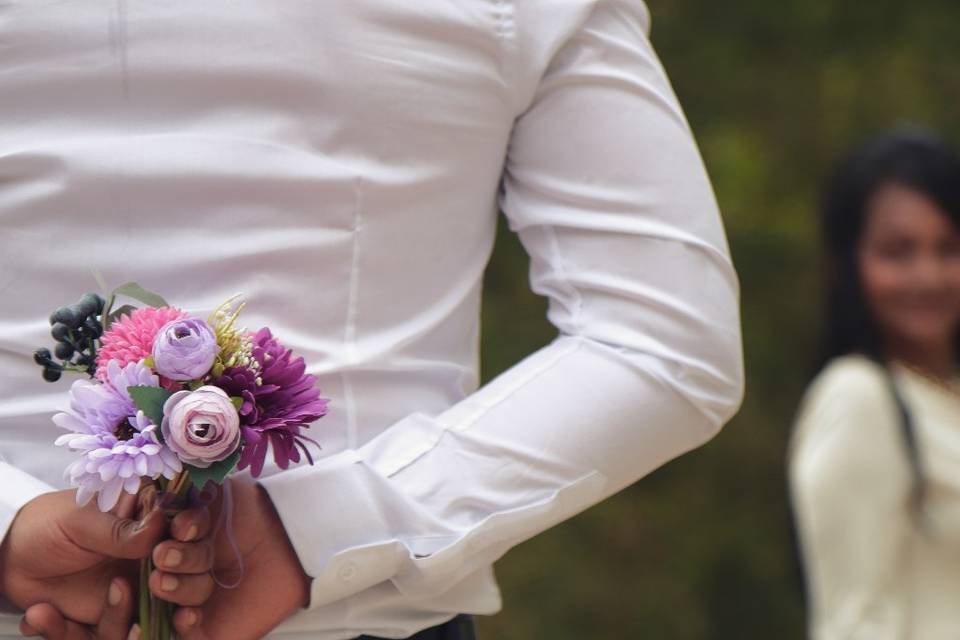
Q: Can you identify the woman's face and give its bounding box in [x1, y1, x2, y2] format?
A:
[858, 182, 960, 352]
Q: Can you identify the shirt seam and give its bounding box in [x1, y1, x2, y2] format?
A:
[494, 0, 520, 116]
[341, 178, 364, 449]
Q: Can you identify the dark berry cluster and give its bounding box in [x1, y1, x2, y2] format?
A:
[33, 293, 106, 382]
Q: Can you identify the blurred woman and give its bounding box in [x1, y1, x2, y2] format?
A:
[788, 127, 960, 639]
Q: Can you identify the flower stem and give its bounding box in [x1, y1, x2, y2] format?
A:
[59, 364, 92, 376]
[150, 590, 160, 640]
[139, 472, 193, 640]
[159, 601, 171, 640]
[139, 556, 151, 639]
[159, 471, 192, 639]
[167, 470, 191, 499]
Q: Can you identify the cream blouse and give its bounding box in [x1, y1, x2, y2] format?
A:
[789, 354, 960, 640]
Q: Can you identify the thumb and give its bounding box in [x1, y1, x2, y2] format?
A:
[64, 503, 166, 559]
[21, 603, 87, 639]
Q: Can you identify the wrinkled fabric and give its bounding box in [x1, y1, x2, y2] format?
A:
[0, 1, 743, 637]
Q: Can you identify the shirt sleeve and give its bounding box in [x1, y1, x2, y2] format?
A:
[0, 461, 55, 548]
[0, 459, 56, 609]
[0, 453, 56, 615]
[259, 0, 744, 610]
[788, 359, 913, 640]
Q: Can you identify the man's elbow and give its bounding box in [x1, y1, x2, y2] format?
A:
[654, 320, 744, 448]
[696, 333, 745, 443]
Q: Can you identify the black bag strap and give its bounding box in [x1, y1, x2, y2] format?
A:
[879, 365, 927, 525]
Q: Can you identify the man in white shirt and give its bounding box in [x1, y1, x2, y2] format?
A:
[0, 0, 743, 638]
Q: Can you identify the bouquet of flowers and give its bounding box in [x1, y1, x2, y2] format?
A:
[33, 283, 330, 640]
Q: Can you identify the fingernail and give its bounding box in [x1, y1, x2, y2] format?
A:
[164, 548, 183, 568]
[128, 624, 141, 640]
[183, 609, 198, 628]
[183, 524, 198, 541]
[160, 574, 179, 592]
[108, 579, 123, 606]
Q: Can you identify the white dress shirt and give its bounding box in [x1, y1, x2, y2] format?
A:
[789, 355, 960, 640]
[0, 1, 743, 637]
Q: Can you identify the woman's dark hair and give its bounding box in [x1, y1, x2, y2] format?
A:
[815, 125, 960, 374]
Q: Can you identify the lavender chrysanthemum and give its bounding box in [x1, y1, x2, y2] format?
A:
[53, 360, 182, 511]
[211, 328, 329, 477]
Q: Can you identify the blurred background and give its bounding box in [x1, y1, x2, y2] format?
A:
[475, 1, 960, 638]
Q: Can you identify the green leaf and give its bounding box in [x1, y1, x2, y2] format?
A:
[230, 396, 243, 411]
[127, 385, 175, 428]
[102, 292, 117, 329]
[185, 449, 241, 490]
[107, 304, 138, 325]
[111, 282, 169, 308]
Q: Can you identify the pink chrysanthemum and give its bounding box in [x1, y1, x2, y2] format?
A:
[95, 307, 187, 381]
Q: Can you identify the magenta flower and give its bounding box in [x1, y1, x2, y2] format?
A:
[53, 360, 182, 511]
[152, 317, 219, 381]
[161, 386, 241, 468]
[211, 328, 329, 477]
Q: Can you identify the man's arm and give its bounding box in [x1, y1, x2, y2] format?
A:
[261, 0, 743, 610]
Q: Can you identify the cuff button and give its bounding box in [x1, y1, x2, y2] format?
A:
[337, 561, 359, 583]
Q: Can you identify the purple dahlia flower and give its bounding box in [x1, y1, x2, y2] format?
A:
[211, 327, 329, 477]
[53, 360, 182, 511]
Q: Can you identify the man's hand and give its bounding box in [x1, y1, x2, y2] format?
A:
[158, 479, 310, 640]
[18, 577, 137, 640]
[10, 478, 311, 640]
[11, 484, 222, 639]
[0, 488, 165, 626]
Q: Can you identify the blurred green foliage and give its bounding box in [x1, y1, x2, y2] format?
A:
[476, 1, 960, 638]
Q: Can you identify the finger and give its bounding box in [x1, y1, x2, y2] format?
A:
[149, 570, 214, 607]
[152, 538, 214, 575]
[127, 625, 141, 640]
[172, 608, 209, 640]
[94, 578, 135, 640]
[112, 478, 151, 520]
[18, 616, 40, 637]
[22, 603, 89, 640]
[23, 603, 69, 639]
[65, 503, 166, 559]
[170, 506, 212, 543]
